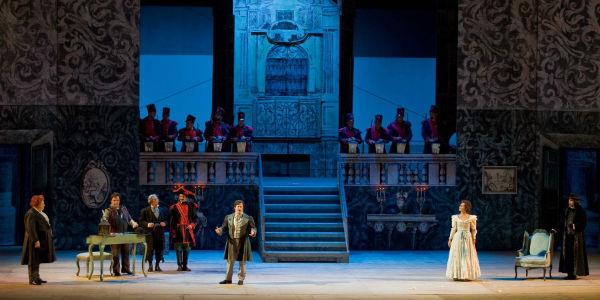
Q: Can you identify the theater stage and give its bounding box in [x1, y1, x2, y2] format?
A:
[0, 249, 598, 299]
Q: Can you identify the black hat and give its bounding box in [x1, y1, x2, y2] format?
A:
[186, 114, 196, 123]
[162, 107, 170, 115]
[146, 104, 156, 113]
[238, 111, 245, 120]
[345, 113, 354, 122]
[567, 193, 580, 200]
[375, 114, 383, 122]
[216, 107, 225, 116]
[396, 108, 405, 117]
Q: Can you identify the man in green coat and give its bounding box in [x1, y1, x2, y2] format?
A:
[215, 200, 257, 285]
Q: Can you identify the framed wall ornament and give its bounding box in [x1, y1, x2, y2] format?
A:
[482, 166, 517, 194]
[81, 160, 111, 208]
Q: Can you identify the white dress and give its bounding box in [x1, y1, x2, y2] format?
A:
[446, 214, 481, 280]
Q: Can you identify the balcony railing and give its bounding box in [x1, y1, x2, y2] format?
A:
[139, 152, 260, 185]
[338, 154, 456, 186]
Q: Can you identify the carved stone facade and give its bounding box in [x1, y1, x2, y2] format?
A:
[233, 0, 341, 176]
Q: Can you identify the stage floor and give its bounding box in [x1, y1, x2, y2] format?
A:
[0, 249, 599, 299]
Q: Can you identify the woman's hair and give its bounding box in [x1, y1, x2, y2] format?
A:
[147, 194, 158, 203]
[233, 199, 245, 208]
[460, 200, 472, 213]
[30, 195, 44, 207]
[110, 192, 120, 200]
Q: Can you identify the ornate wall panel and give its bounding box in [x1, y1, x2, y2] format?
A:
[57, 0, 139, 106]
[538, 0, 600, 111]
[457, 0, 537, 110]
[0, 0, 57, 105]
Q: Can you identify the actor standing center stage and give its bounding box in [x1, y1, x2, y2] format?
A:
[446, 200, 481, 281]
[215, 200, 257, 285]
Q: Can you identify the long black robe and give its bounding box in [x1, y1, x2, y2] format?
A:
[559, 205, 589, 276]
[21, 208, 56, 266]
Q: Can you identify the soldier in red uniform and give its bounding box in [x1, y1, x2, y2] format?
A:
[365, 114, 391, 153]
[230, 111, 253, 152]
[177, 115, 204, 152]
[140, 104, 161, 152]
[159, 107, 178, 152]
[422, 105, 441, 154]
[338, 113, 363, 153]
[169, 188, 198, 272]
[387, 107, 413, 154]
[204, 107, 231, 152]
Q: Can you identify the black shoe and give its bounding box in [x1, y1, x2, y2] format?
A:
[148, 265, 153, 272]
[177, 265, 183, 271]
[122, 270, 133, 276]
[113, 272, 122, 277]
[155, 263, 162, 272]
[219, 280, 232, 284]
[38, 279, 47, 283]
[182, 266, 191, 271]
[29, 279, 41, 285]
[238, 280, 244, 285]
[565, 274, 577, 280]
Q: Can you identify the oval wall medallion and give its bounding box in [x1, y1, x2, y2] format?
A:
[81, 161, 110, 208]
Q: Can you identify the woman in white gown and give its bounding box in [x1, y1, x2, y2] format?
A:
[446, 200, 481, 280]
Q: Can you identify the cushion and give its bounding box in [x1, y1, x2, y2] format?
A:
[529, 233, 549, 256]
[516, 255, 547, 267]
[77, 251, 113, 260]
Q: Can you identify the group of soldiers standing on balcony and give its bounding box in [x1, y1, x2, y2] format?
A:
[140, 104, 254, 153]
[338, 105, 444, 154]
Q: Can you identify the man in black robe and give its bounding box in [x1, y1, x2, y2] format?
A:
[559, 193, 589, 279]
[21, 194, 55, 285]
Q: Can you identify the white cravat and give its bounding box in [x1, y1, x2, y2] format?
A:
[34, 207, 50, 225]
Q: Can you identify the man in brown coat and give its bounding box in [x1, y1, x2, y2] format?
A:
[215, 200, 256, 285]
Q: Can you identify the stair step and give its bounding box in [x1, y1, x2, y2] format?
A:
[266, 231, 346, 242]
[262, 251, 349, 263]
[265, 203, 340, 213]
[264, 194, 339, 204]
[265, 241, 347, 251]
[265, 213, 342, 223]
[264, 186, 337, 194]
[266, 222, 344, 232]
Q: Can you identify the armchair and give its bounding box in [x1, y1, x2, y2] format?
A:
[515, 229, 555, 280]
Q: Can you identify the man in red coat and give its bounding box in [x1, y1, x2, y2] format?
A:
[230, 111, 253, 152]
[140, 104, 161, 152]
[169, 188, 198, 271]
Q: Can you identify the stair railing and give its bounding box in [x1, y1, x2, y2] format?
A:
[258, 153, 266, 256]
[337, 157, 350, 255]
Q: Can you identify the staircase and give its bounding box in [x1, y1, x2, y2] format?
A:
[260, 177, 349, 263]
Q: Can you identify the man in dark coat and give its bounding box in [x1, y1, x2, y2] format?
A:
[170, 188, 198, 271]
[21, 194, 55, 285]
[387, 107, 413, 154]
[204, 107, 231, 152]
[140, 104, 162, 152]
[230, 111, 254, 152]
[177, 114, 204, 152]
[338, 113, 363, 153]
[139, 194, 168, 272]
[101, 192, 139, 276]
[422, 105, 441, 154]
[215, 200, 257, 285]
[159, 107, 178, 152]
[559, 193, 589, 279]
[365, 114, 391, 153]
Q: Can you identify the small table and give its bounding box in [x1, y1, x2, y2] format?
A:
[367, 214, 438, 249]
[86, 233, 147, 281]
